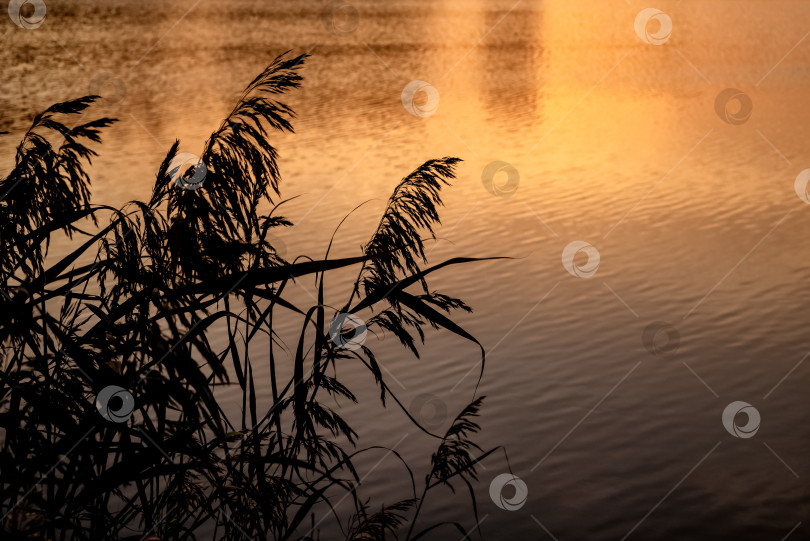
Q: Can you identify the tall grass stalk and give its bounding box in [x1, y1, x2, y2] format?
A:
[0, 53, 496, 540]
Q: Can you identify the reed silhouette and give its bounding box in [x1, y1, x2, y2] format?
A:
[0, 53, 497, 540]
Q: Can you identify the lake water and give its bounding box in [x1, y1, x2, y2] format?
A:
[2, 0, 809, 539]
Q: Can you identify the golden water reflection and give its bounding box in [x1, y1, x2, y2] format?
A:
[2, 1, 810, 539]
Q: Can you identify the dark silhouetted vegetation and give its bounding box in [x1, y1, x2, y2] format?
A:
[0, 53, 496, 540]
